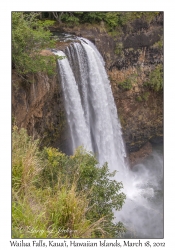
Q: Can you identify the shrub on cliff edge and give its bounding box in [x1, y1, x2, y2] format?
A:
[12, 12, 62, 78]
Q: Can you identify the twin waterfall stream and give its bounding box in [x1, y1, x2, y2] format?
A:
[54, 38, 163, 238]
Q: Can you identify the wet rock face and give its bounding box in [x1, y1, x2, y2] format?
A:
[12, 71, 69, 152]
[129, 141, 153, 167]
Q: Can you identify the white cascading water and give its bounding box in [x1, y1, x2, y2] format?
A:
[55, 38, 163, 238]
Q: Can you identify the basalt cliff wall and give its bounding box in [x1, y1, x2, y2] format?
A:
[12, 71, 69, 152]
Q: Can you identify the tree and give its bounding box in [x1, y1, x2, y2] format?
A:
[12, 12, 61, 78]
[40, 146, 126, 238]
[144, 64, 163, 92]
[52, 12, 64, 24]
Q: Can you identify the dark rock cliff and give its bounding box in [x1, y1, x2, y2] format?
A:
[12, 71, 69, 152]
[12, 12, 163, 162]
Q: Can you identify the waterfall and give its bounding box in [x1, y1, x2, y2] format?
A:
[55, 38, 126, 173]
[55, 38, 163, 238]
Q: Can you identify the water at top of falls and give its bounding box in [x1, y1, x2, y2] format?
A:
[55, 38, 163, 238]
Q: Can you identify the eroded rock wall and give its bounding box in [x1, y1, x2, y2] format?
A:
[12, 70, 68, 152]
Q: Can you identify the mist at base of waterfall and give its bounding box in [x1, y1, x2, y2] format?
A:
[115, 143, 163, 239]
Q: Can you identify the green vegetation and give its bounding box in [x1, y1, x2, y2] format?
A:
[135, 95, 143, 102]
[115, 42, 123, 55]
[12, 11, 161, 80]
[144, 64, 163, 92]
[51, 12, 160, 34]
[118, 79, 133, 91]
[118, 73, 138, 91]
[136, 92, 150, 102]
[12, 12, 63, 79]
[142, 92, 150, 101]
[152, 36, 163, 50]
[12, 127, 126, 238]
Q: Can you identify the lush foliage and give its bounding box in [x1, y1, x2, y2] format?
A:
[118, 79, 133, 91]
[144, 64, 163, 92]
[118, 73, 138, 91]
[52, 12, 160, 30]
[12, 127, 126, 238]
[12, 12, 61, 77]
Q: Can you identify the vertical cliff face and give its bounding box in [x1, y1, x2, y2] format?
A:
[12, 70, 69, 152]
[12, 13, 163, 161]
[102, 14, 163, 154]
